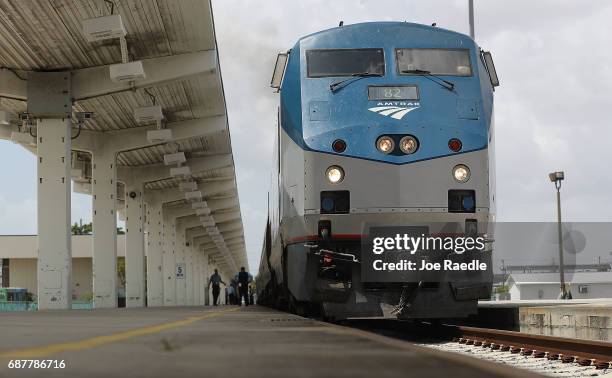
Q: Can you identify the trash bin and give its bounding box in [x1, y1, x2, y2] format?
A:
[117, 287, 126, 308]
[7, 288, 27, 302]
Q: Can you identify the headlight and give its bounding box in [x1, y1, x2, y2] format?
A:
[399, 135, 418, 154]
[376, 136, 395, 154]
[453, 164, 470, 183]
[326, 165, 344, 184]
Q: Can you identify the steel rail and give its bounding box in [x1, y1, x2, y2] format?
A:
[340, 319, 612, 370]
[453, 325, 612, 369]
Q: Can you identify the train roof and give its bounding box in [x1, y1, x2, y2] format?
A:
[297, 21, 474, 45]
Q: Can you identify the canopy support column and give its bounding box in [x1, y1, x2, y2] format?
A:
[175, 220, 187, 306]
[91, 146, 118, 308]
[36, 117, 73, 310]
[125, 183, 145, 307]
[145, 193, 163, 306]
[186, 244, 195, 305]
[162, 215, 177, 306]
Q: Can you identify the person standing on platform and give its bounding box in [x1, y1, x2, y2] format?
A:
[236, 267, 252, 306]
[228, 281, 236, 305]
[207, 269, 226, 306]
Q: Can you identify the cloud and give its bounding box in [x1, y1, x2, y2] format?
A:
[211, 1, 612, 271]
[0, 139, 94, 234]
[0, 195, 37, 235]
[2, 2, 611, 272]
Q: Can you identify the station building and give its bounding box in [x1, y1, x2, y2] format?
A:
[0, 0, 248, 310]
[506, 272, 612, 300]
[1, 235, 125, 302]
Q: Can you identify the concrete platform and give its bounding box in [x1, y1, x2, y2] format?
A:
[479, 299, 612, 309]
[0, 306, 536, 377]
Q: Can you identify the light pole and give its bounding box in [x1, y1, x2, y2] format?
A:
[468, 0, 475, 39]
[548, 171, 566, 299]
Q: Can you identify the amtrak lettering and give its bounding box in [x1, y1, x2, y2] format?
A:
[368, 102, 420, 120]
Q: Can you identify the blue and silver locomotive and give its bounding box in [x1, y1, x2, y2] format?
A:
[257, 22, 499, 320]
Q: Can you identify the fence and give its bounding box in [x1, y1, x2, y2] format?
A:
[0, 301, 93, 311]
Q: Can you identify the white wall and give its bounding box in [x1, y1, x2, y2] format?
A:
[567, 282, 612, 299]
[8, 257, 93, 301]
[509, 283, 521, 300]
[514, 284, 560, 300]
[0, 235, 126, 259]
[513, 283, 612, 300]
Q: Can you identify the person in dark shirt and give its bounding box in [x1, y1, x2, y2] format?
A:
[208, 269, 226, 306]
[236, 267, 252, 306]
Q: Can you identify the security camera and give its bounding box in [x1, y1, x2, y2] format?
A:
[75, 112, 93, 122]
[129, 191, 137, 199]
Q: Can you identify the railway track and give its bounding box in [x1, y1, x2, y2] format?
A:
[341, 319, 612, 377]
[449, 326, 612, 369]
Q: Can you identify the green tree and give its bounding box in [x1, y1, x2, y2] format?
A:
[117, 257, 126, 286]
[71, 220, 92, 235]
[494, 285, 509, 294]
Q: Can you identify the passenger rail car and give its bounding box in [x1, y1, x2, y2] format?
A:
[257, 22, 500, 320]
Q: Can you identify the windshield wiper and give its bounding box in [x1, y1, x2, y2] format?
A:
[401, 69, 455, 91]
[330, 72, 383, 92]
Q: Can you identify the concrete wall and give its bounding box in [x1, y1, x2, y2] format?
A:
[8, 259, 37, 295]
[9, 258, 94, 301]
[0, 235, 126, 259]
[0, 235, 128, 302]
[511, 283, 612, 300]
[520, 304, 612, 341]
[7, 257, 115, 302]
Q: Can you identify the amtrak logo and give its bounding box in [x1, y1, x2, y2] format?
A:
[368, 102, 420, 120]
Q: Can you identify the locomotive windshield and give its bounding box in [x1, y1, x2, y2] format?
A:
[306, 49, 385, 77]
[396, 48, 472, 76]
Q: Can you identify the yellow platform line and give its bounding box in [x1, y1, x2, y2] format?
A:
[0, 307, 239, 358]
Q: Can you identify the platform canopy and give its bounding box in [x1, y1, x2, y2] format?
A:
[0, 0, 247, 285]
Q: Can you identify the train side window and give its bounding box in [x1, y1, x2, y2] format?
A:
[306, 49, 385, 78]
[481, 51, 500, 87]
[271, 51, 289, 91]
[396, 48, 472, 76]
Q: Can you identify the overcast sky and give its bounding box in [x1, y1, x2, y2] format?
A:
[1, 1, 611, 272]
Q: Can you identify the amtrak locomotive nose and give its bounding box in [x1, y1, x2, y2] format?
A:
[258, 21, 499, 320]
